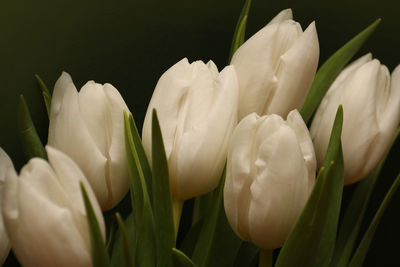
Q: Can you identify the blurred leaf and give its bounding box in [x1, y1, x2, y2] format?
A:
[115, 213, 134, 267]
[34, 74, 51, 117]
[191, 169, 243, 267]
[192, 192, 214, 226]
[348, 172, 400, 267]
[179, 218, 204, 257]
[124, 111, 156, 267]
[233, 242, 259, 267]
[80, 182, 111, 267]
[111, 214, 136, 267]
[17, 94, 47, 160]
[300, 19, 381, 123]
[172, 248, 197, 267]
[330, 128, 400, 267]
[228, 0, 252, 62]
[151, 110, 175, 267]
[276, 106, 344, 267]
[106, 215, 117, 253]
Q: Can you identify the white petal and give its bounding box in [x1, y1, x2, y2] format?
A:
[224, 113, 260, 241]
[103, 84, 130, 209]
[0, 148, 11, 265]
[267, 9, 293, 25]
[265, 22, 319, 117]
[48, 72, 109, 209]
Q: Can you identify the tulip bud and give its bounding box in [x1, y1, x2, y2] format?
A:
[48, 72, 130, 210]
[0, 148, 11, 265]
[231, 9, 319, 120]
[224, 110, 316, 250]
[310, 54, 400, 185]
[142, 58, 239, 200]
[1, 146, 105, 267]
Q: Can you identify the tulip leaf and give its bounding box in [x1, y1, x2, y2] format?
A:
[115, 213, 134, 267]
[330, 128, 400, 267]
[151, 109, 175, 267]
[300, 19, 381, 123]
[192, 191, 214, 226]
[275, 106, 344, 267]
[233, 242, 259, 267]
[348, 172, 400, 267]
[191, 168, 243, 267]
[123, 111, 156, 267]
[34, 74, 52, 118]
[111, 214, 136, 267]
[80, 182, 111, 267]
[228, 0, 252, 62]
[172, 248, 197, 267]
[128, 114, 152, 202]
[17, 94, 47, 160]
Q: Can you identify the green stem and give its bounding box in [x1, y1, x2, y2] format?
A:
[259, 249, 273, 267]
[172, 197, 184, 240]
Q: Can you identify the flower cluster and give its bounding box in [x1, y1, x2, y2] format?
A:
[0, 7, 399, 267]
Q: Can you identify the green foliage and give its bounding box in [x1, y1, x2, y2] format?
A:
[228, 0, 252, 62]
[80, 183, 111, 267]
[300, 19, 381, 123]
[17, 94, 47, 160]
[276, 106, 344, 267]
[34, 74, 51, 118]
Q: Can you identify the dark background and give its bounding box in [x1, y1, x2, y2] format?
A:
[0, 0, 399, 266]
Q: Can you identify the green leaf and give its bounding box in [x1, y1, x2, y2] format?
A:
[348, 172, 400, 267]
[228, 0, 252, 62]
[192, 192, 214, 226]
[275, 106, 344, 267]
[151, 109, 175, 267]
[111, 214, 136, 267]
[191, 169, 243, 267]
[17, 94, 47, 160]
[172, 248, 197, 267]
[34, 74, 52, 118]
[233, 242, 259, 267]
[128, 114, 152, 202]
[330, 128, 400, 267]
[115, 213, 134, 267]
[80, 182, 111, 267]
[300, 19, 381, 123]
[123, 111, 156, 267]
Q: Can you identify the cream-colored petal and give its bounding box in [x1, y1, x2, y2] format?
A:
[267, 9, 293, 25]
[48, 72, 109, 209]
[266, 22, 319, 117]
[103, 84, 130, 209]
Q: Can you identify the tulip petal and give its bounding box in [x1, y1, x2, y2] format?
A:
[267, 8, 293, 25]
[48, 72, 109, 208]
[0, 148, 11, 265]
[265, 22, 319, 117]
[169, 64, 239, 199]
[248, 116, 310, 249]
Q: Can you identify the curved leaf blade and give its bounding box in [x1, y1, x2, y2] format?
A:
[300, 19, 381, 123]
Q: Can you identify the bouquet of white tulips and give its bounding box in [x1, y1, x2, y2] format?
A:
[1, 0, 399, 266]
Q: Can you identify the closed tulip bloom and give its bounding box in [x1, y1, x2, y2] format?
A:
[0, 148, 11, 265]
[48, 72, 130, 210]
[142, 58, 239, 200]
[224, 110, 316, 250]
[310, 54, 400, 185]
[231, 9, 319, 120]
[1, 146, 105, 267]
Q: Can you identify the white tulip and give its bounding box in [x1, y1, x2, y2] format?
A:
[0, 148, 11, 265]
[1, 146, 105, 267]
[142, 58, 239, 200]
[224, 110, 316, 250]
[48, 72, 130, 210]
[231, 8, 319, 120]
[310, 54, 400, 185]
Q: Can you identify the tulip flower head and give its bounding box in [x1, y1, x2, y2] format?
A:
[48, 72, 130, 210]
[231, 8, 319, 120]
[224, 110, 316, 250]
[1, 146, 105, 267]
[142, 58, 239, 200]
[0, 148, 11, 265]
[310, 54, 400, 185]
